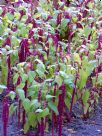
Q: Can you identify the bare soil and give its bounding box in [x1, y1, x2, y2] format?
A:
[0, 98, 102, 136]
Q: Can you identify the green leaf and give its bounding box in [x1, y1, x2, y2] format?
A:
[0, 25, 4, 36]
[89, 60, 97, 67]
[20, 27, 28, 37]
[59, 71, 68, 79]
[0, 85, 7, 94]
[73, 53, 81, 64]
[55, 75, 63, 86]
[65, 98, 71, 110]
[77, 69, 88, 90]
[28, 71, 36, 83]
[35, 59, 46, 77]
[0, 8, 3, 15]
[6, 13, 14, 21]
[24, 122, 29, 134]
[35, 59, 45, 66]
[8, 91, 16, 101]
[28, 84, 39, 97]
[30, 99, 40, 110]
[28, 112, 37, 127]
[37, 108, 49, 118]
[11, 36, 19, 47]
[9, 104, 17, 117]
[84, 26, 91, 37]
[13, 73, 19, 84]
[97, 72, 102, 86]
[36, 68, 45, 77]
[49, 19, 57, 28]
[0, 64, 8, 85]
[84, 103, 89, 114]
[14, 12, 21, 20]
[64, 75, 74, 88]
[22, 98, 31, 112]
[46, 95, 55, 100]
[35, 59, 45, 70]
[16, 83, 25, 90]
[21, 73, 28, 83]
[61, 18, 70, 30]
[82, 90, 90, 105]
[17, 89, 25, 101]
[48, 102, 59, 115]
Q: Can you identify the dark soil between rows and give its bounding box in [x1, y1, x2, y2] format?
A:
[0, 99, 102, 136]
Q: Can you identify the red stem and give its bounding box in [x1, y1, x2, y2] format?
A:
[22, 81, 27, 126]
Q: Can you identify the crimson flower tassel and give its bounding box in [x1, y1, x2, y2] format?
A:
[41, 118, 44, 136]
[98, 33, 102, 50]
[2, 97, 9, 136]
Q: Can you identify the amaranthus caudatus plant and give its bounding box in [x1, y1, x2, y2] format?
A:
[0, 0, 102, 136]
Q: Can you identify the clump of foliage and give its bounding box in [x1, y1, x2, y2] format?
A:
[0, 0, 102, 136]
